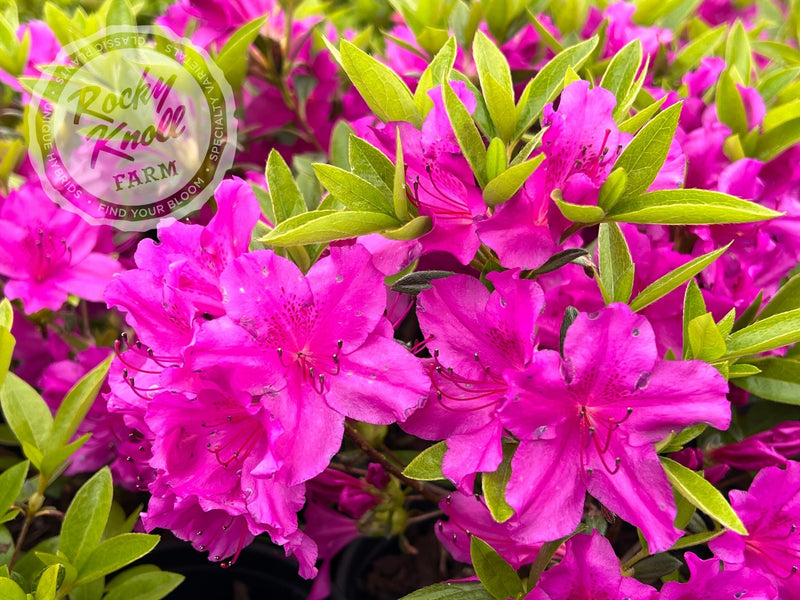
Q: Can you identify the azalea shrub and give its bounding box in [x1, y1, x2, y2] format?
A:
[2, 0, 800, 599]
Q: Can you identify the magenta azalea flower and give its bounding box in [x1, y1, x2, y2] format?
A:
[401, 270, 544, 491]
[710, 423, 800, 470]
[659, 553, 777, 600]
[499, 304, 730, 552]
[0, 181, 122, 314]
[525, 531, 655, 600]
[709, 461, 800, 598]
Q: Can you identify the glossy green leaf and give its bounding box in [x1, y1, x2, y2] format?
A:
[614, 103, 682, 200]
[485, 137, 507, 182]
[687, 313, 727, 362]
[607, 189, 782, 224]
[735, 358, 800, 404]
[482, 73, 517, 142]
[266, 150, 307, 224]
[733, 290, 763, 333]
[630, 244, 729, 312]
[473, 31, 515, 141]
[340, 40, 421, 128]
[0, 372, 53, 452]
[0, 578, 26, 600]
[660, 457, 747, 534]
[597, 168, 627, 212]
[728, 363, 762, 378]
[552, 190, 606, 223]
[726, 21, 752, 85]
[35, 564, 61, 600]
[313, 165, 394, 215]
[381, 215, 432, 240]
[61, 467, 113, 569]
[415, 37, 457, 116]
[105, 0, 135, 28]
[473, 30, 512, 93]
[755, 117, 800, 161]
[509, 129, 545, 167]
[470, 537, 524, 600]
[618, 96, 667, 135]
[482, 441, 516, 523]
[104, 570, 185, 600]
[483, 155, 543, 206]
[41, 433, 91, 479]
[515, 36, 598, 139]
[0, 460, 27, 518]
[600, 39, 643, 112]
[716, 69, 748, 136]
[443, 80, 487, 186]
[393, 133, 409, 221]
[259, 210, 401, 246]
[48, 354, 111, 452]
[598, 222, 634, 305]
[682, 280, 707, 359]
[633, 553, 683, 580]
[758, 274, 800, 321]
[75, 534, 160, 586]
[214, 16, 266, 88]
[671, 25, 726, 79]
[725, 309, 800, 358]
[758, 67, 800, 103]
[349, 136, 394, 194]
[399, 582, 493, 600]
[403, 441, 446, 480]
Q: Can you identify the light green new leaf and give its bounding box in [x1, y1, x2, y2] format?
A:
[35, 563, 61, 600]
[105, 0, 135, 28]
[597, 168, 627, 212]
[393, 133, 409, 221]
[687, 313, 727, 362]
[0, 372, 53, 452]
[266, 150, 307, 224]
[473, 30, 512, 93]
[515, 36, 598, 139]
[0, 461, 28, 518]
[600, 39, 643, 112]
[716, 69, 748, 136]
[403, 441, 446, 480]
[482, 441, 516, 523]
[630, 244, 729, 312]
[349, 135, 394, 196]
[75, 534, 160, 586]
[671, 25, 726, 79]
[758, 274, 800, 320]
[313, 164, 394, 215]
[725, 309, 800, 358]
[607, 189, 782, 225]
[399, 582, 494, 600]
[214, 16, 266, 88]
[552, 190, 606, 223]
[598, 222, 635, 305]
[618, 97, 667, 135]
[443, 80, 487, 186]
[381, 215, 432, 240]
[482, 73, 517, 143]
[48, 354, 111, 451]
[483, 155, 543, 206]
[0, 578, 26, 600]
[728, 363, 761, 379]
[260, 210, 401, 246]
[614, 103, 682, 201]
[661, 457, 747, 534]
[103, 570, 185, 600]
[340, 40, 422, 128]
[415, 37, 457, 116]
[41, 433, 91, 479]
[682, 280, 707, 359]
[755, 117, 800, 161]
[735, 358, 800, 404]
[726, 21, 752, 86]
[61, 467, 113, 568]
[485, 137, 507, 182]
[470, 537, 524, 600]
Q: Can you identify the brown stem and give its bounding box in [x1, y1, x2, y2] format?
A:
[8, 512, 33, 569]
[344, 423, 446, 504]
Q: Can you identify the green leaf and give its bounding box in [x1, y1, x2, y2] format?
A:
[470, 537, 524, 600]
[0, 298, 13, 329]
[735, 358, 800, 404]
[607, 189, 782, 225]
[0, 461, 27, 517]
[266, 151, 307, 224]
[35, 563, 61, 600]
[0, 372, 53, 453]
[415, 37, 457, 116]
[597, 168, 627, 212]
[0, 578, 26, 600]
[473, 31, 515, 142]
[618, 96, 667, 135]
[399, 582, 493, 600]
[732, 290, 763, 333]
[381, 215, 432, 240]
[402, 441, 446, 480]
[105, 0, 135, 28]
[552, 190, 605, 223]
[483, 155, 544, 206]
[728, 363, 761, 379]
[485, 137, 507, 182]
[515, 36, 598, 139]
[48, 355, 111, 452]
[41, 433, 91, 479]
[600, 39, 643, 113]
[716, 69, 748, 136]
[60, 467, 113, 569]
[393, 133, 409, 221]
[755, 117, 800, 162]
[313, 165, 394, 215]
[69, 577, 104, 600]
[103, 570, 185, 600]
[725, 309, 800, 358]
[687, 313, 727, 362]
[671, 25, 726, 79]
[682, 280, 707, 359]
[74, 534, 160, 586]
[758, 274, 800, 321]
[340, 40, 421, 128]
[482, 73, 517, 143]
[443, 80, 487, 186]
[391, 270, 454, 295]
[214, 16, 266, 88]
[614, 103, 682, 201]
[758, 67, 800, 103]
[632, 553, 684, 580]
[349, 136, 394, 194]
[598, 222, 635, 305]
[726, 21, 752, 86]
[260, 210, 401, 246]
[660, 457, 747, 534]
[629, 244, 729, 312]
[482, 441, 516, 523]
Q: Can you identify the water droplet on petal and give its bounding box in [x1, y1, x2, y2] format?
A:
[335, 275, 343, 283]
[635, 371, 651, 390]
[632, 328, 640, 337]
[587, 311, 600, 320]
[534, 425, 547, 437]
